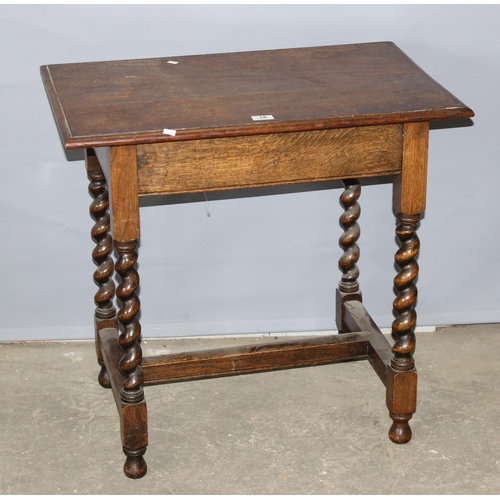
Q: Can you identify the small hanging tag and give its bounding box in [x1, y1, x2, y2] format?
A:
[251, 115, 274, 121]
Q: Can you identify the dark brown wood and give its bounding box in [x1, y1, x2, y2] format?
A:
[120, 403, 148, 479]
[342, 300, 380, 334]
[341, 298, 417, 441]
[94, 147, 111, 183]
[136, 126, 402, 196]
[114, 238, 147, 478]
[41, 42, 473, 149]
[342, 300, 392, 384]
[387, 120, 428, 443]
[99, 328, 126, 410]
[86, 149, 116, 388]
[337, 180, 361, 295]
[114, 239, 144, 402]
[386, 367, 418, 444]
[391, 213, 420, 372]
[336, 180, 362, 332]
[99, 328, 148, 479]
[386, 212, 420, 443]
[141, 334, 370, 385]
[41, 42, 474, 479]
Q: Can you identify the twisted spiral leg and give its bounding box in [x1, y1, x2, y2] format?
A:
[115, 240, 144, 402]
[88, 166, 116, 388]
[391, 213, 420, 372]
[387, 212, 421, 444]
[338, 179, 361, 294]
[114, 239, 147, 478]
[336, 179, 362, 332]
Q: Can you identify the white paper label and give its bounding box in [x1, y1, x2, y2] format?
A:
[163, 129, 177, 136]
[251, 115, 274, 121]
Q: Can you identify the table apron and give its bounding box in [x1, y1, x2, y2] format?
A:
[135, 124, 403, 196]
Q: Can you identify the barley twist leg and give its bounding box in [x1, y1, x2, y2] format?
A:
[388, 212, 420, 443]
[114, 239, 147, 478]
[87, 156, 116, 388]
[336, 179, 362, 332]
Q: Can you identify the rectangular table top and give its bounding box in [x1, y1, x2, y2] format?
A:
[41, 42, 473, 149]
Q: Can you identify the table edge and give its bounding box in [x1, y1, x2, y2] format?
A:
[57, 109, 473, 150]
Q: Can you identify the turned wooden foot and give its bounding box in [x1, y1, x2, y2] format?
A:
[98, 366, 111, 389]
[124, 447, 148, 479]
[388, 412, 413, 444]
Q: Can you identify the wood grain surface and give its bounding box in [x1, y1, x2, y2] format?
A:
[41, 42, 474, 149]
[136, 125, 403, 195]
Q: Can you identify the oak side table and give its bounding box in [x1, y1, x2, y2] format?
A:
[41, 42, 474, 479]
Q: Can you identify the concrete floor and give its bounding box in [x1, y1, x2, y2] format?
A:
[1, 323, 500, 494]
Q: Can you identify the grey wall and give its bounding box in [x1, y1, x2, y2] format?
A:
[1, 5, 497, 341]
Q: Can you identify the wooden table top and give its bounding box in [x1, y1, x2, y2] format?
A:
[41, 42, 473, 149]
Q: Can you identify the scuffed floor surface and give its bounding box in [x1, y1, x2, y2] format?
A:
[1, 324, 500, 494]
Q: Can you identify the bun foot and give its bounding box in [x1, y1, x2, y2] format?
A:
[98, 366, 111, 388]
[389, 413, 413, 444]
[123, 448, 148, 479]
